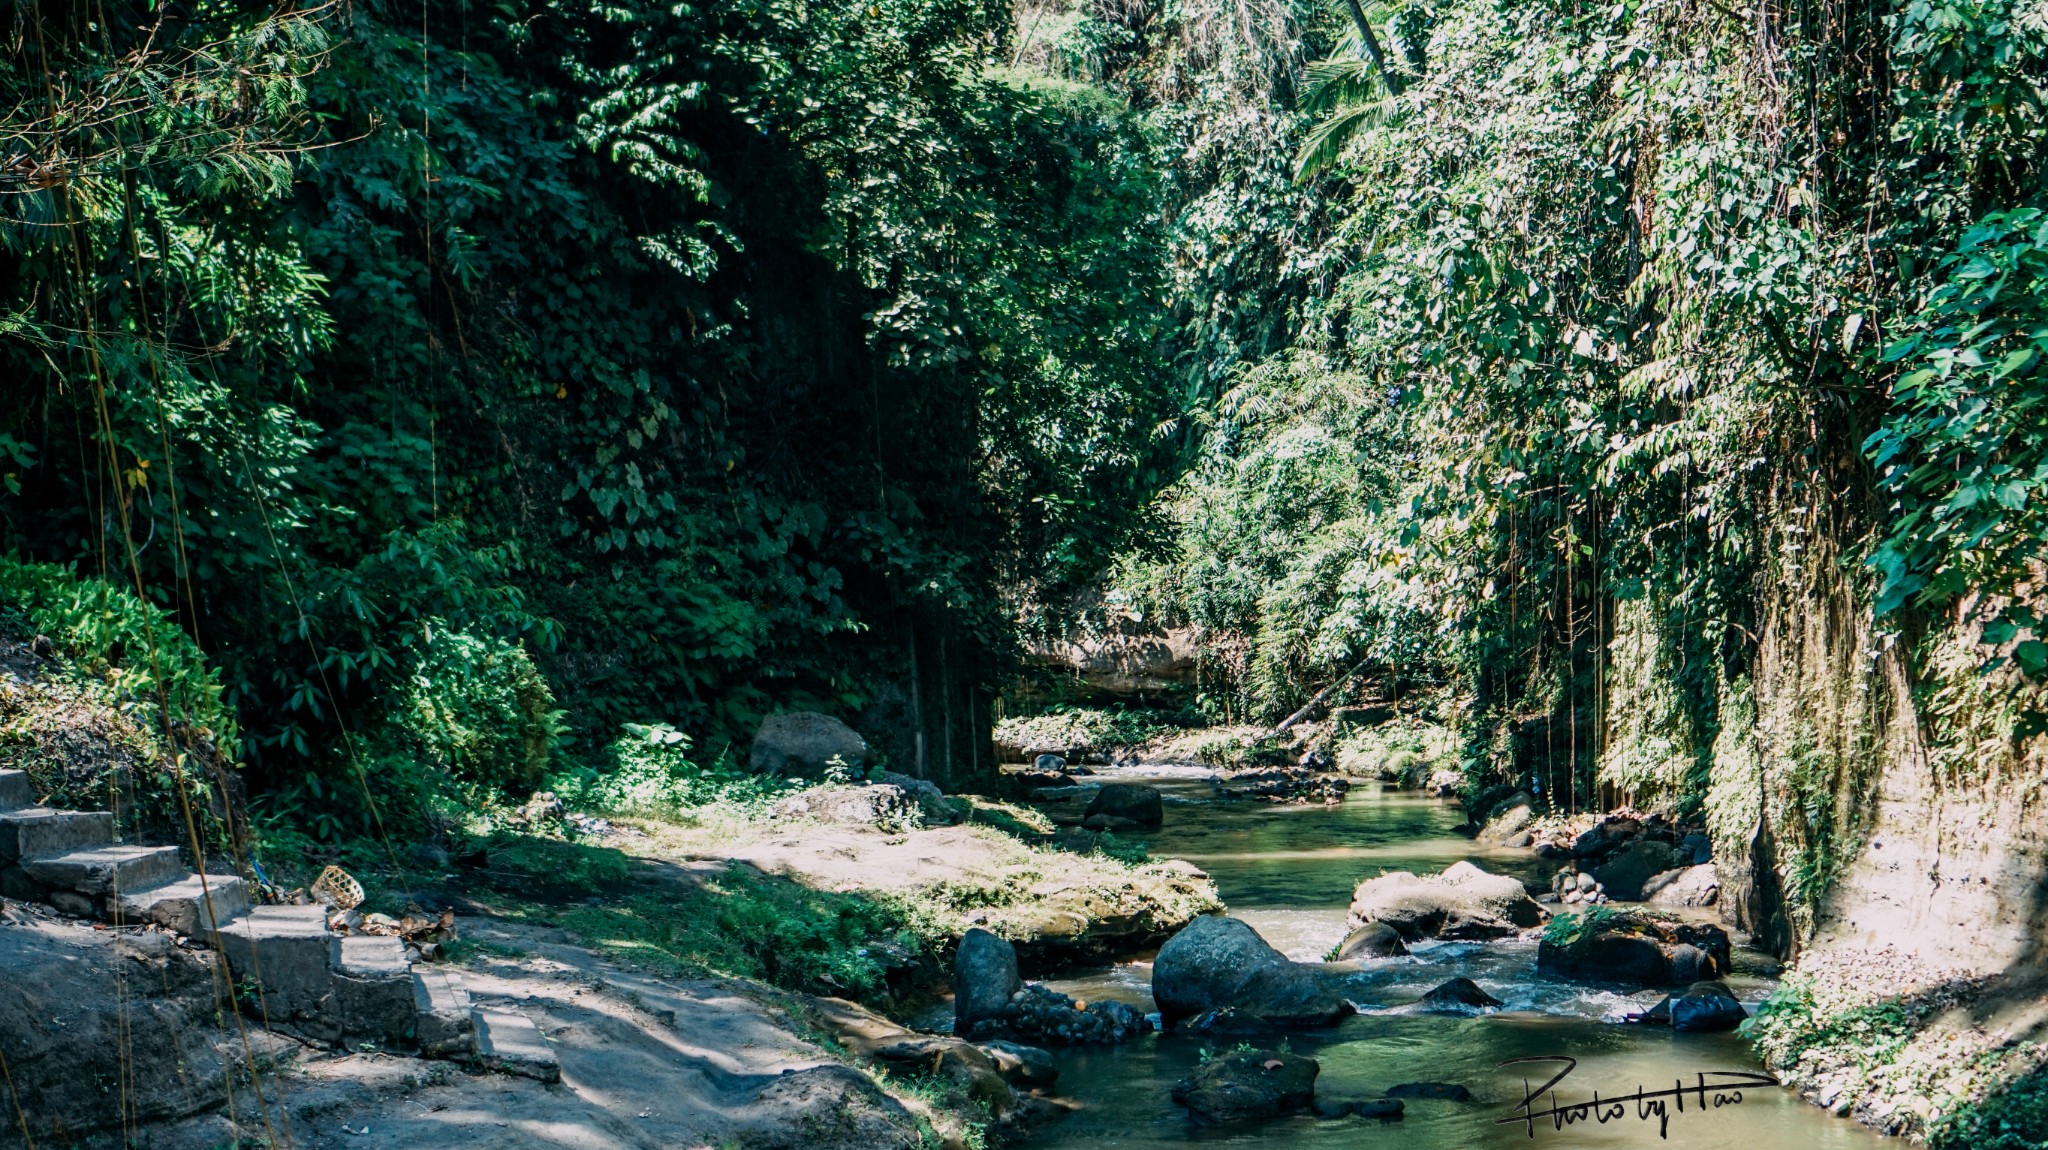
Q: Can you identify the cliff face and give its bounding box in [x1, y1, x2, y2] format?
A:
[1814, 737, 2048, 973]
[1721, 531, 2048, 1143]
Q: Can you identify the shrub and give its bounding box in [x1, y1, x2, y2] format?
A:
[554, 722, 788, 818]
[392, 621, 563, 795]
[0, 557, 240, 855]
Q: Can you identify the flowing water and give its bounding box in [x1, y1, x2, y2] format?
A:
[1011, 768, 1888, 1150]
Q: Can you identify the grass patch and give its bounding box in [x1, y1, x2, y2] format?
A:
[553, 863, 946, 1003]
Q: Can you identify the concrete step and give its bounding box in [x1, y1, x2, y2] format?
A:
[0, 808, 114, 862]
[412, 968, 475, 1057]
[21, 843, 183, 896]
[0, 770, 33, 811]
[214, 904, 337, 1042]
[473, 1007, 560, 1082]
[116, 872, 250, 935]
[331, 935, 417, 1050]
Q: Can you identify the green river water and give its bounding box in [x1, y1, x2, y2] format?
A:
[1010, 768, 1889, 1150]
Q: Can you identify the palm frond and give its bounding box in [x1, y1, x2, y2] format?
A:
[1292, 95, 1402, 182]
[1298, 57, 1377, 114]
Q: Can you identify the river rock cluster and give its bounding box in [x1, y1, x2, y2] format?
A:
[1213, 763, 1350, 803]
[963, 983, 1148, 1045]
[1537, 908, 1734, 987]
[952, 927, 1147, 1045]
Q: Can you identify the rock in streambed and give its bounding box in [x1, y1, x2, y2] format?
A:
[1347, 860, 1546, 941]
[1172, 1050, 1320, 1123]
[1152, 914, 1355, 1028]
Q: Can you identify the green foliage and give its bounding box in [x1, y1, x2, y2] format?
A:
[554, 722, 790, 818]
[1928, 1063, 2048, 1150]
[0, 558, 239, 853]
[1334, 717, 1457, 780]
[0, 557, 238, 752]
[2, 0, 1186, 833]
[392, 623, 564, 796]
[1868, 209, 2048, 688]
[1541, 904, 1620, 949]
[994, 705, 1175, 756]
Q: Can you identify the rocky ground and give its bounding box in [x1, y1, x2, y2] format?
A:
[68, 916, 998, 1150]
[623, 798, 1220, 968]
[13, 780, 1218, 1149]
[1746, 943, 2048, 1145]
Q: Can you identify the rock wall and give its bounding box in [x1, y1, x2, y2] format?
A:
[1023, 616, 1200, 696]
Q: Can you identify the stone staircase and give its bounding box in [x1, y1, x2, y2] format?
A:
[0, 768, 555, 1078]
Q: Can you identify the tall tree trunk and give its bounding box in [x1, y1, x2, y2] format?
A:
[1340, 0, 1405, 94]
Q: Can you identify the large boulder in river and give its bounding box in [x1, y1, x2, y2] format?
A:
[1333, 921, 1408, 960]
[1153, 915, 1355, 1028]
[1536, 909, 1732, 987]
[1474, 795, 1536, 845]
[1171, 1050, 1319, 1123]
[1592, 839, 1681, 901]
[1670, 981, 1748, 1032]
[1084, 782, 1164, 828]
[1643, 863, 1720, 908]
[751, 712, 870, 778]
[1638, 859, 1720, 904]
[1347, 860, 1546, 941]
[953, 928, 1023, 1036]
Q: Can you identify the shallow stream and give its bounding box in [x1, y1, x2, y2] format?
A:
[1012, 768, 1888, 1149]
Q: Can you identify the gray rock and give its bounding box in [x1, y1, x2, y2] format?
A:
[1418, 977, 1502, 1014]
[1386, 1081, 1471, 1101]
[1475, 798, 1535, 845]
[0, 920, 242, 1143]
[1671, 981, 1748, 1032]
[1571, 816, 1640, 858]
[1316, 1096, 1404, 1119]
[1085, 782, 1164, 828]
[1034, 753, 1068, 773]
[1593, 839, 1682, 901]
[1334, 921, 1408, 960]
[1172, 1050, 1319, 1123]
[1644, 863, 1720, 908]
[1681, 833, 1713, 865]
[1536, 910, 1732, 987]
[1347, 860, 1546, 941]
[751, 712, 870, 778]
[1153, 915, 1354, 1028]
[953, 928, 1023, 1036]
[876, 771, 956, 826]
[771, 784, 922, 829]
[979, 1039, 1059, 1087]
[869, 1034, 1016, 1111]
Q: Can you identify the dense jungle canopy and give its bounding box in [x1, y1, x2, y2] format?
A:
[3, 0, 2045, 914]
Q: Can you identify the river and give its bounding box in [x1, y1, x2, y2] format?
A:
[1010, 767, 1889, 1149]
